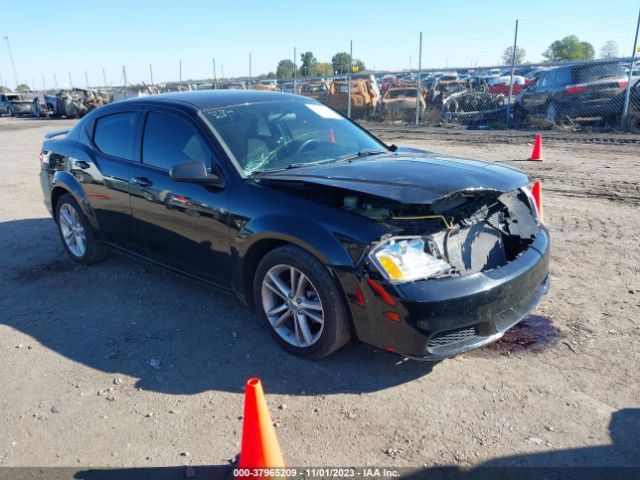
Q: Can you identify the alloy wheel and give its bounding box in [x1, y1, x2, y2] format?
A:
[59, 203, 86, 257]
[261, 264, 324, 347]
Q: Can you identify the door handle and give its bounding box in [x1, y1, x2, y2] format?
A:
[75, 160, 90, 170]
[131, 176, 153, 188]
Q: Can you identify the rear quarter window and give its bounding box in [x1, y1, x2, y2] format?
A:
[93, 112, 137, 160]
[573, 63, 626, 83]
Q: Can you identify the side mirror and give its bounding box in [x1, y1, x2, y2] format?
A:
[169, 160, 223, 186]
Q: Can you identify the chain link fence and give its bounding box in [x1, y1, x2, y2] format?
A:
[293, 58, 640, 130]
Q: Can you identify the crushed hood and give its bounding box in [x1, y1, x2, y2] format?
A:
[256, 152, 529, 204]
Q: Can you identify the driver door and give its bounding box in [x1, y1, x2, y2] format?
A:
[128, 109, 230, 285]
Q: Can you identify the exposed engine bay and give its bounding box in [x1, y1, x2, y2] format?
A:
[260, 179, 540, 279]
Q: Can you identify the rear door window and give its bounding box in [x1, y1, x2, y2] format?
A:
[93, 112, 137, 160]
[141, 111, 208, 171]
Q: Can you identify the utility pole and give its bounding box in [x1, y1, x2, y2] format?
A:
[122, 66, 128, 98]
[212, 58, 217, 88]
[68, 72, 73, 88]
[102, 67, 107, 87]
[293, 47, 297, 92]
[84, 70, 89, 88]
[347, 40, 353, 118]
[53, 74, 59, 89]
[506, 19, 519, 127]
[621, 8, 640, 129]
[42, 75, 46, 92]
[415, 31, 423, 125]
[150, 64, 154, 85]
[221, 65, 224, 79]
[3, 37, 19, 89]
[179, 60, 182, 89]
[249, 52, 252, 83]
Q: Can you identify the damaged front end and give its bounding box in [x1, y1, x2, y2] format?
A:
[256, 162, 549, 359]
[358, 187, 541, 282]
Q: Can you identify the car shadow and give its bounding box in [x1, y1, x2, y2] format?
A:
[66, 409, 639, 480]
[400, 409, 640, 479]
[1, 218, 436, 396]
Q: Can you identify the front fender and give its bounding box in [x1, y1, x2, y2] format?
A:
[231, 213, 372, 305]
[237, 214, 359, 268]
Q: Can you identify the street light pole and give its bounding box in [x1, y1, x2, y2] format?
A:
[347, 40, 352, 118]
[3, 37, 19, 89]
[415, 31, 423, 125]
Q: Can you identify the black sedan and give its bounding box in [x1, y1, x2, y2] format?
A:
[39, 91, 549, 360]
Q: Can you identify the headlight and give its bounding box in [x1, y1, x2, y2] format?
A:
[369, 236, 451, 283]
[521, 183, 542, 224]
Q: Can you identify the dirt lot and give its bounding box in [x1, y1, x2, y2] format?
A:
[1, 118, 639, 474]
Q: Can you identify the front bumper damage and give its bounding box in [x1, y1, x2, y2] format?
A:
[341, 227, 550, 360]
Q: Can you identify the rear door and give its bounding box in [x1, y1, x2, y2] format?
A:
[80, 110, 140, 249]
[128, 108, 230, 285]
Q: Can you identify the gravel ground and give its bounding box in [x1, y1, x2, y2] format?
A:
[1, 117, 639, 474]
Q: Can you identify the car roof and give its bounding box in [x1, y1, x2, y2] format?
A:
[114, 90, 306, 110]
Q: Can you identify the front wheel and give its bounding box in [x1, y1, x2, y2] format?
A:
[253, 245, 350, 359]
[55, 193, 109, 264]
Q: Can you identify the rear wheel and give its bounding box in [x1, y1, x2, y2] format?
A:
[545, 102, 558, 122]
[55, 193, 109, 264]
[253, 245, 350, 359]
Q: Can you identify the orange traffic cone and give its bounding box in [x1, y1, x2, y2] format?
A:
[530, 134, 543, 161]
[238, 378, 285, 475]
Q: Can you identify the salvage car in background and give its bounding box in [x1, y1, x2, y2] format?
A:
[299, 81, 329, 102]
[513, 61, 629, 124]
[325, 79, 378, 117]
[40, 91, 548, 360]
[380, 87, 425, 120]
[0, 92, 32, 116]
[45, 88, 109, 118]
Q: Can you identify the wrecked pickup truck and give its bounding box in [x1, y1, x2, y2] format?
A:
[40, 91, 548, 360]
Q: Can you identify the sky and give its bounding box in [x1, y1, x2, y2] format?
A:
[1, 0, 638, 89]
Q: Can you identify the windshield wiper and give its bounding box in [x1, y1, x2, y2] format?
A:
[254, 150, 387, 174]
[337, 149, 387, 162]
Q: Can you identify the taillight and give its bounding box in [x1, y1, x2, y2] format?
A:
[531, 181, 543, 223]
[565, 84, 587, 94]
[618, 80, 629, 88]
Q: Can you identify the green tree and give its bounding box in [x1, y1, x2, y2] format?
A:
[0, 86, 11, 93]
[267, 72, 276, 79]
[299, 51, 317, 77]
[543, 35, 595, 62]
[600, 40, 619, 59]
[16, 83, 30, 93]
[276, 59, 295, 78]
[502, 46, 526, 65]
[332, 52, 349, 75]
[313, 62, 333, 77]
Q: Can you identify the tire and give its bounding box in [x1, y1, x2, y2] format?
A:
[512, 104, 527, 128]
[55, 193, 109, 265]
[545, 101, 558, 122]
[253, 245, 351, 359]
